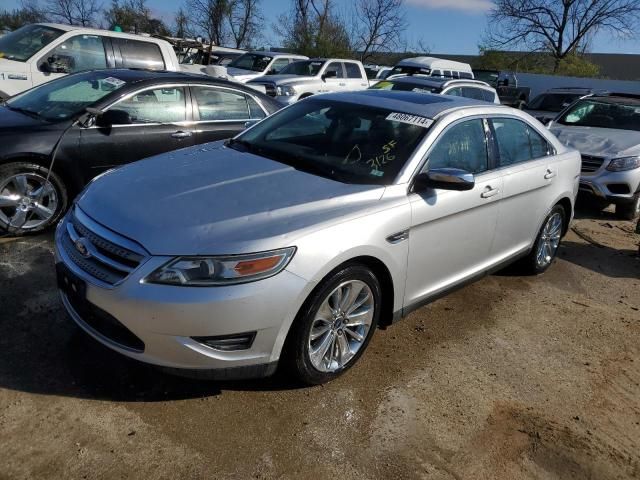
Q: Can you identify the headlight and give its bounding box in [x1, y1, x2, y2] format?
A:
[606, 156, 640, 172]
[276, 85, 297, 96]
[145, 247, 296, 286]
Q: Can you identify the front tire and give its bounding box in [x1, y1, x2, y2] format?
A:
[286, 265, 381, 385]
[0, 162, 68, 235]
[615, 193, 640, 220]
[519, 205, 565, 275]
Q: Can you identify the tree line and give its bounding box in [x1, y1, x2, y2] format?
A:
[2, 0, 639, 78]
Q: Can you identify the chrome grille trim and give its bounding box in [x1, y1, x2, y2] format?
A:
[61, 207, 148, 285]
[581, 155, 605, 173]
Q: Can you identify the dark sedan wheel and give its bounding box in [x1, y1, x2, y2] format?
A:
[286, 265, 381, 385]
[0, 162, 68, 235]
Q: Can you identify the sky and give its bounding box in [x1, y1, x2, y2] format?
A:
[5, 0, 640, 55]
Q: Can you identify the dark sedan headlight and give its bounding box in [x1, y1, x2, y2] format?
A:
[146, 247, 296, 286]
[606, 156, 640, 172]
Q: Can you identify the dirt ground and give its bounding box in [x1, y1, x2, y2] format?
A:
[0, 206, 638, 480]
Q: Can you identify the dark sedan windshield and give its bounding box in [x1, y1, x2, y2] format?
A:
[557, 97, 640, 131]
[0, 24, 64, 62]
[234, 99, 430, 185]
[528, 93, 582, 112]
[227, 53, 272, 72]
[5, 71, 128, 121]
[279, 60, 325, 76]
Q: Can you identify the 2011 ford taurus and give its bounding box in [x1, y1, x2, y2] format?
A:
[54, 91, 581, 385]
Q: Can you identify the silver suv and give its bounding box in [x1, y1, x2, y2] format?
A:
[549, 94, 640, 219]
[248, 58, 369, 105]
[55, 92, 580, 385]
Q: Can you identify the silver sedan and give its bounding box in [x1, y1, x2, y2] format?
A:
[54, 91, 581, 384]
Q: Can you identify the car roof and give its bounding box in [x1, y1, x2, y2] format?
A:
[35, 23, 169, 43]
[587, 94, 640, 105]
[318, 90, 499, 118]
[246, 51, 306, 58]
[386, 76, 492, 89]
[544, 87, 594, 94]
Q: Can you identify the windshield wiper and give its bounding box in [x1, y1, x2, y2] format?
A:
[6, 105, 41, 119]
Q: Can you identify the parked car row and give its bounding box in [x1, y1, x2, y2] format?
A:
[1, 23, 638, 387]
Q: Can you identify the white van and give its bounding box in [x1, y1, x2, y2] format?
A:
[0, 23, 179, 99]
[387, 56, 474, 80]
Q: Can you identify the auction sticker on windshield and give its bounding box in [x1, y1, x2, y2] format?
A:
[103, 77, 126, 88]
[386, 112, 433, 128]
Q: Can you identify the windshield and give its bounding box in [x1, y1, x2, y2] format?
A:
[557, 98, 640, 131]
[279, 60, 325, 76]
[0, 24, 64, 62]
[473, 70, 499, 85]
[233, 99, 429, 185]
[528, 93, 582, 112]
[389, 65, 430, 77]
[227, 53, 272, 72]
[370, 81, 439, 94]
[5, 71, 128, 121]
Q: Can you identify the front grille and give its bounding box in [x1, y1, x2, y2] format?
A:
[65, 292, 145, 351]
[581, 155, 605, 173]
[61, 207, 147, 285]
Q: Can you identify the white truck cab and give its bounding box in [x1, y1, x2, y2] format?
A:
[0, 23, 179, 100]
[386, 56, 474, 81]
[248, 58, 370, 105]
[225, 51, 308, 83]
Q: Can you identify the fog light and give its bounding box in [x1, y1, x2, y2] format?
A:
[192, 332, 256, 351]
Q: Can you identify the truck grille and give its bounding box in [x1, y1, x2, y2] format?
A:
[581, 155, 604, 173]
[252, 82, 276, 97]
[60, 207, 147, 286]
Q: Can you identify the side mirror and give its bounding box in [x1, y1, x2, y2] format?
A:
[95, 109, 132, 127]
[412, 168, 475, 193]
[322, 70, 337, 81]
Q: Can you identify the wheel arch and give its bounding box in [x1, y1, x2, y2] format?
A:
[0, 154, 78, 197]
[555, 196, 573, 235]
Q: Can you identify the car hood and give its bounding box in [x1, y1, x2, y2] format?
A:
[250, 74, 315, 85]
[550, 125, 640, 157]
[77, 142, 385, 256]
[0, 57, 27, 73]
[0, 106, 50, 129]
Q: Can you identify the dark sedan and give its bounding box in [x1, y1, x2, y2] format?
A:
[0, 69, 282, 234]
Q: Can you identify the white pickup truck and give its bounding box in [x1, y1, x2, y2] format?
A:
[0, 23, 179, 100]
[247, 58, 370, 105]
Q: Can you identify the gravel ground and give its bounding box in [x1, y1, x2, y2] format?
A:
[0, 207, 638, 480]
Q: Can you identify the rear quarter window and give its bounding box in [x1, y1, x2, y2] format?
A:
[114, 39, 165, 70]
[344, 62, 363, 79]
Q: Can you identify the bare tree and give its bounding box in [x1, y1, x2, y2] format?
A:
[275, 0, 351, 57]
[353, 0, 406, 62]
[104, 0, 170, 34]
[486, 0, 640, 72]
[174, 7, 189, 38]
[227, 0, 262, 49]
[46, 0, 101, 26]
[186, 0, 231, 48]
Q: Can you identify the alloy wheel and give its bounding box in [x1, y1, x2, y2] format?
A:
[308, 280, 375, 373]
[536, 212, 563, 268]
[0, 173, 58, 231]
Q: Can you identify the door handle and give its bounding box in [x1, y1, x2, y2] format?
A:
[339, 82, 346, 86]
[544, 169, 556, 180]
[481, 186, 499, 198]
[171, 131, 192, 139]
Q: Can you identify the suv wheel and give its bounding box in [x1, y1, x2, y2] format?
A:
[286, 265, 381, 385]
[615, 193, 640, 220]
[518, 205, 565, 275]
[0, 162, 68, 235]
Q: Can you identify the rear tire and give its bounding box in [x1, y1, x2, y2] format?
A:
[285, 265, 381, 385]
[615, 193, 640, 220]
[0, 162, 68, 236]
[517, 205, 565, 275]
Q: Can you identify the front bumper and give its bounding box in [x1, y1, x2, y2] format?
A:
[54, 219, 311, 377]
[579, 167, 640, 204]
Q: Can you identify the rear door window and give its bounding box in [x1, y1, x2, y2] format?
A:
[344, 62, 363, 79]
[113, 87, 186, 123]
[481, 89, 496, 103]
[113, 39, 164, 70]
[192, 86, 263, 121]
[491, 118, 551, 166]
